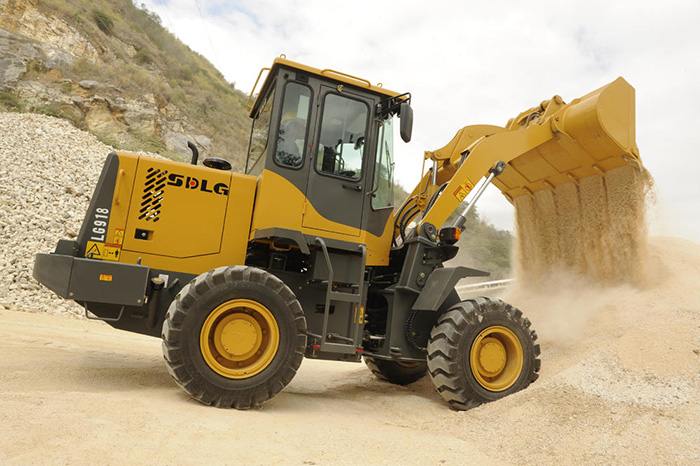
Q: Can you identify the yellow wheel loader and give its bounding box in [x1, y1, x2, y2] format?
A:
[33, 57, 641, 410]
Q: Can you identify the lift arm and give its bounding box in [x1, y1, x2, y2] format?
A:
[396, 77, 641, 240]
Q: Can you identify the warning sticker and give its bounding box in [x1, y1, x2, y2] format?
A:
[85, 241, 122, 261]
[85, 241, 102, 258]
[113, 228, 125, 246]
[453, 178, 475, 202]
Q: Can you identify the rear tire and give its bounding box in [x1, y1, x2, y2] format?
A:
[161, 266, 307, 409]
[427, 297, 540, 410]
[364, 356, 428, 385]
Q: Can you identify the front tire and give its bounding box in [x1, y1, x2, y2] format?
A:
[162, 266, 306, 409]
[427, 297, 540, 410]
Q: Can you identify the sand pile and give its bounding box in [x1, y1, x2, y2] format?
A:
[491, 236, 700, 465]
[514, 164, 653, 286]
[482, 161, 700, 464]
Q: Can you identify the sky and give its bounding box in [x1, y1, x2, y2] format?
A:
[142, 0, 700, 242]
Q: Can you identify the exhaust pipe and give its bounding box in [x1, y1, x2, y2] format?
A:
[187, 141, 199, 165]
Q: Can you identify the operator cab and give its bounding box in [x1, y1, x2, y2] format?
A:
[244, 57, 412, 264]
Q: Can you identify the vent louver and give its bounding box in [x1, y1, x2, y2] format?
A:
[140, 167, 167, 222]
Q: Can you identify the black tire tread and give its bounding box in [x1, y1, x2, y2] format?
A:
[426, 297, 541, 411]
[162, 265, 306, 409]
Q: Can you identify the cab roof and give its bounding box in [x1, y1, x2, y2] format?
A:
[248, 56, 404, 117]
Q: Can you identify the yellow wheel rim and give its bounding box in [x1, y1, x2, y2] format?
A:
[200, 299, 279, 379]
[470, 326, 523, 392]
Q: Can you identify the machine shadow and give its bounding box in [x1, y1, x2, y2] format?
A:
[270, 372, 446, 412]
[71, 348, 449, 411]
[73, 350, 173, 392]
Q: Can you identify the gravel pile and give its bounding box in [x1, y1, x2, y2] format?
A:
[0, 112, 155, 316]
[555, 354, 696, 409]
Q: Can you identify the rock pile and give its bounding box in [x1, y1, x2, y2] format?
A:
[0, 112, 125, 316]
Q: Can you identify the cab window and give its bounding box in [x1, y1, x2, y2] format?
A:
[371, 117, 395, 209]
[315, 94, 369, 180]
[275, 82, 312, 169]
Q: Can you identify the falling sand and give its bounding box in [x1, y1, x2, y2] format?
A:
[514, 164, 653, 287]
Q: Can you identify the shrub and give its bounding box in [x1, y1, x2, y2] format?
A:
[132, 132, 165, 154]
[90, 130, 120, 148]
[32, 103, 83, 127]
[178, 67, 194, 82]
[22, 60, 46, 79]
[33, 104, 62, 118]
[0, 92, 23, 112]
[92, 9, 114, 35]
[134, 49, 152, 65]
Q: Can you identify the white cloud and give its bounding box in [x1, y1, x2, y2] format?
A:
[143, 0, 700, 240]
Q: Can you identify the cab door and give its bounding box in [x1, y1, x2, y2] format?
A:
[302, 86, 372, 237]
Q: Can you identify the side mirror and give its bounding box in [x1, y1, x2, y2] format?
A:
[399, 102, 413, 143]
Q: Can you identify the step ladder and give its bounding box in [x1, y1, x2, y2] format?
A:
[310, 237, 366, 354]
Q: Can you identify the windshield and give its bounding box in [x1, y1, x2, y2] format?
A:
[315, 93, 369, 180]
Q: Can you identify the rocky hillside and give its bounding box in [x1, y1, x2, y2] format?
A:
[0, 0, 250, 166]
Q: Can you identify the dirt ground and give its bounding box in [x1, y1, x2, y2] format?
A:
[1, 236, 699, 466]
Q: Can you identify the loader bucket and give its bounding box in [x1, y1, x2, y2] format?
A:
[492, 77, 641, 201]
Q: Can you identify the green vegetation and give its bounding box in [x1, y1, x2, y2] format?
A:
[0, 92, 23, 112]
[22, 60, 47, 80]
[89, 129, 119, 148]
[33, 103, 83, 126]
[91, 8, 114, 35]
[134, 48, 152, 66]
[129, 132, 166, 154]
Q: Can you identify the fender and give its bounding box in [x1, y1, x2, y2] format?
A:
[411, 266, 489, 311]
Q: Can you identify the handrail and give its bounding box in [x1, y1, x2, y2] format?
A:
[321, 69, 372, 88]
[352, 245, 367, 347]
[246, 67, 270, 110]
[315, 237, 334, 349]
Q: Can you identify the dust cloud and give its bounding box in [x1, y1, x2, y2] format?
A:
[513, 164, 654, 288]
